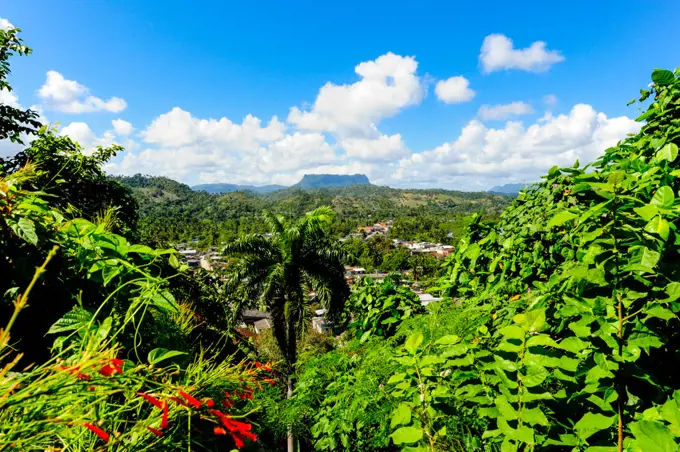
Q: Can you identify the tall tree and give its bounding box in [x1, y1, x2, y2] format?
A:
[0, 25, 40, 144]
[222, 206, 349, 451]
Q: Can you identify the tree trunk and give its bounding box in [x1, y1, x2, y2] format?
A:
[287, 375, 294, 452]
[286, 315, 298, 452]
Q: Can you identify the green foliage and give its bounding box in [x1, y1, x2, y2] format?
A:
[117, 174, 510, 248]
[223, 208, 350, 370]
[346, 277, 423, 342]
[0, 26, 40, 143]
[383, 67, 680, 451]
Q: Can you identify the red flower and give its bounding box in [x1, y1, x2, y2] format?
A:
[83, 423, 110, 443]
[240, 430, 257, 442]
[138, 392, 163, 409]
[78, 373, 91, 381]
[255, 362, 262, 368]
[206, 399, 215, 407]
[99, 359, 124, 377]
[232, 435, 245, 449]
[209, 408, 227, 418]
[161, 401, 169, 429]
[214, 426, 227, 435]
[169, 396, 189, 408]
[178, 390, 202, 409]
[147, 427, 163, 437]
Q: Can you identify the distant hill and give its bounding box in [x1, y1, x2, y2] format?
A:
[115, 174, 513, 246]
[191, 174, 371, 193]
[293, 174, 371, 189]
[192, 183, 286, 194]
[488, 183, 528, 196]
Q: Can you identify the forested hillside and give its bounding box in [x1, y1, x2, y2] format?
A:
[116, 174, 512, 246]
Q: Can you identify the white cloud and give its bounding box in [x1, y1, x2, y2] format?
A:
[543, 94, 558, 109]
[112, 119, 134, 136]
[0, 88, 19, 108]
[478, 101, 534, 120]
[141, 107, 285, 149]
[61, 122, 116, 154]
[0, 18, 14, 30]
[288, 52, 423, 137]
[435, 76, 475, 104]
[480, 34, 564, 73]
[342, 133, 411, 162]
[60, 121, 138, 156]
[37, 71, 127, 113]
[394, 104, 639, 190]
[258, 132, 337, 172]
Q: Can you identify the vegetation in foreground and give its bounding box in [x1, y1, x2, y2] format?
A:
[2, 21, 680, 452]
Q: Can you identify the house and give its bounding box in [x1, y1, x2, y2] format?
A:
[241, 310, 271, 333]
[418, 293, 442, 306]
[253, 319, 272, 333]
[344, 266, 366, 276]
[312, 317, 332, 334]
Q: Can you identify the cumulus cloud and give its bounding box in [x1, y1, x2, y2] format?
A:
[37, 71, 127, 113]
[435, 76, 475, 104]
[394, 104, 640, 190]
[480, 34, 564, 73]
[478, 101, 534, 120]
[60, 121, 139, 156]
[342, 133, 411, 162]
[0, 88, 19, 108]
[288, 52, 423, 137]
[258, 132, 337, 172]
[141, 107, 285, 149]
[0, 18, 14, 30]
[112, 119, 134, 136]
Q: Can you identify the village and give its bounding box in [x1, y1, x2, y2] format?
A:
[175, 219, 449, 338]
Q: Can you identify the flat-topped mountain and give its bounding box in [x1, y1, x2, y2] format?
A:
[292, 174, 371, 189]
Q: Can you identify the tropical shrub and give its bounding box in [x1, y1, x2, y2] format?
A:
[0, 167, 265, 450]
[346, 276, 423, 342]
[386, 67, 680, 451]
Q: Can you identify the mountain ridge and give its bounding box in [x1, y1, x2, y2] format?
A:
[191, 173, 371, 194]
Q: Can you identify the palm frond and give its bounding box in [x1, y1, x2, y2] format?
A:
[261, 210, 286, 235]
[221, 234, 278, 259]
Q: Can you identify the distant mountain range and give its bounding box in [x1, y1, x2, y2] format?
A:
[488, 183, 529, 196]
[191, 183, 287, 194]
[192, 174, 371, 194]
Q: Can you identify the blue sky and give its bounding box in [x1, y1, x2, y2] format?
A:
[2, 0, 679, 190]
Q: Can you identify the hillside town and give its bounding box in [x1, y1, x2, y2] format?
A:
[175, 219, 448, 338]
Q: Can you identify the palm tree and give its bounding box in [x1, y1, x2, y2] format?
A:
[222, 206, 349, 451]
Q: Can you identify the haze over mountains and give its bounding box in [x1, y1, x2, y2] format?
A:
[193, 174, 372, 194]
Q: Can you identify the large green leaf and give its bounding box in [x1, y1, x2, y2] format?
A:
[152, 290, 180, 313]
[548, 211, 577, 228]
[391, 426, 423, 445]
[629, 420, 677, 452]
[650, 186, 675, 207]
[390, 403, 412, 428]
[656, 143, 679, 162]
[513, 309, 546, 333]
[644, 216, 670, 241]
[148, 348, 187, 365]
[522, 365, 549, 387]
[573, 412, 615, 441]
[651, 69, 675, 86]
[404, 333, 423, 354]
[14, 217, 38, 245]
